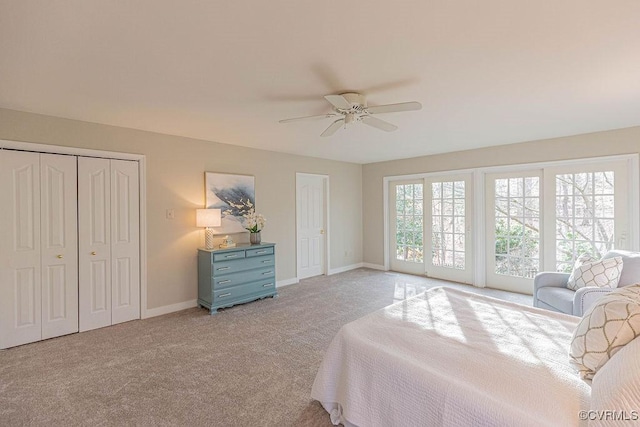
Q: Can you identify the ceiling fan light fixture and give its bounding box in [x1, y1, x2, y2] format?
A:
[345, 112, 355, 125]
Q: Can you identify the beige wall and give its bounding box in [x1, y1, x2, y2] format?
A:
[0, 108, 363, 311]
[363, 126, 640, 267]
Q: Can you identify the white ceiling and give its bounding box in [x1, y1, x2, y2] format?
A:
[1, 1, 639, 164]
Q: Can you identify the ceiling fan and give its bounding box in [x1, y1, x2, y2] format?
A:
[279, 92, 422, 137]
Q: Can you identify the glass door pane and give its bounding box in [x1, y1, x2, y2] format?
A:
[426, 175, 473, 283]
[389, 180, 425, 275]
[486, 171, 542, 293]
[544, 160, 629, 273]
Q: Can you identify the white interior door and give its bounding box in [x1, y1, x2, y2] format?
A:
[40, 153, 78, 340]
[78, 157, 112, 331]
[297, 174, 325, 280]
[110, 159, 140, 325]
[389, 180, 425, 275]
[426, 175, 474, 284]
[0, 150, 42, 349]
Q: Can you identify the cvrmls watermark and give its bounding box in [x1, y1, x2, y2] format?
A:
[579, 410, 639, 421]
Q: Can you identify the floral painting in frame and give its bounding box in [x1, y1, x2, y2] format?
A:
[205, 172, 255, 234]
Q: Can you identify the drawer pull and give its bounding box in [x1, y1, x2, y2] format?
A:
[256, 250, 267, 254]
[262, 271, 274, 275]
[225, 254, 239, 258]
[217, 266, 231, 271]
[219, 279, 232, 284]
[262, 283, 274, 288]
[219, 293, 231, 298]
[261, 260, 271, 264]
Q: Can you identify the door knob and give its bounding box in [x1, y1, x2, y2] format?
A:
[320, 229, 325, 234]
[91, 251, 97, 256]
[56, 255, 63, 259]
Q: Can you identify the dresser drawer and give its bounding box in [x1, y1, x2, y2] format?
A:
[213, 266, 275, 289]
[213, 251, 245, 262]
[212, 255, 275, 276]
[214, 279, 276, 302]
[246, 246, 274, 257]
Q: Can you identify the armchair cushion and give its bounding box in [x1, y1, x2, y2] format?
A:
[536, 286, 575, 314]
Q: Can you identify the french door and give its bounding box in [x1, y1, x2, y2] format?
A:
[426, 175, 473, 283]
[389, 175, 473, 283]
[543, 161, 629, 273]
[486, 171, 542, 293]
[389, 180, 425, 275]
[485, 160, 630, 294]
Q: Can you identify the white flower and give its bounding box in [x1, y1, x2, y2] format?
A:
[243, 208, 266, 233]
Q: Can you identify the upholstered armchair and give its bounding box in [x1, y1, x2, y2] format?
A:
[533, 250, 640, 316]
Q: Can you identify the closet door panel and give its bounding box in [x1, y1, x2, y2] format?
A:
[78, 157, 112, 332]
[40, 153, 78, 339]
[0, 150, 42, 349]
[111, 160, 140, 324]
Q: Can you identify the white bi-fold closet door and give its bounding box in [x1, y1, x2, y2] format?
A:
[78, 157, 140, 332]
[0, 151, 78, 349]
[0, 151, 141, 349]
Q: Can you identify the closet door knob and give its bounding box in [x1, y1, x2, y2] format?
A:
[57, 255, 63, 259]
[91, 251, 97, 256]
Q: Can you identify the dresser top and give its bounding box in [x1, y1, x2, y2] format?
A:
[198, 242, 275, 254]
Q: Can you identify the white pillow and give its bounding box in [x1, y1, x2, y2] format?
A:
[566, 254, 596, 289]
[566, 255, 623, 291]
[569, 284, 640, 380]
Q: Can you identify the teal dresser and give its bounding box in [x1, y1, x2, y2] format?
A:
[198, 243, 277, 314]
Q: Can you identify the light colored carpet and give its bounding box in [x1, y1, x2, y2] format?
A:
[0, 269, 531, 426]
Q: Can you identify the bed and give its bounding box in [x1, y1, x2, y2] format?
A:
[311, 287, 638, 427]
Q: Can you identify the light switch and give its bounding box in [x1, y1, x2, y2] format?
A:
[166, 209, 175, 220]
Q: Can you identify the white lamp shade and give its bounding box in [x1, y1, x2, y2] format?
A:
[196, 209, 222, 227]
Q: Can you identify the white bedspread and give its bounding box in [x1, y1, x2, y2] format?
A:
[311, 287, 591, 427]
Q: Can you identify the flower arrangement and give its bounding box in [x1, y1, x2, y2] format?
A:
[243, 207, 266, 233]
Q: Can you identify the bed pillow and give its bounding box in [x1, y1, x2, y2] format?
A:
[569, 284, 640, 380]
[566, 255, 623, 291]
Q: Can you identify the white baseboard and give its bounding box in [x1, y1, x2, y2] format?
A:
[143, 299, 198, 319]
[143, 278, 299, 317]
[362, 262, 386, 271]
[277, 277, 299, 288]
[328, 262, 364, 275]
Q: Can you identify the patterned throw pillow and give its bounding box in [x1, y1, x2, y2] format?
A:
[566, 255, 623, 291]
[566, 254, 597, 289]
[569, 284, 640, 380]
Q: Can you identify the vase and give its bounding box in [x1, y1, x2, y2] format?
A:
[250, 231, 261, 244]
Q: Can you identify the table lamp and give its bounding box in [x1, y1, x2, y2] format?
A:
[196, 208, 222, 249]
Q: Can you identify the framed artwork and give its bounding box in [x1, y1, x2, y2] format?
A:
[205, 172, 255, 234]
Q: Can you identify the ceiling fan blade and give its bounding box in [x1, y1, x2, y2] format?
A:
[320, 119, 344, 137]
[324, 94, 351, 110]
[361, 115, 398, 132]
[279, 113, 337, 124]
[366, 101, 422, 115]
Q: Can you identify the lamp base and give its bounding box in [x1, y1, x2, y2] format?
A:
[205, 228, 215, 250]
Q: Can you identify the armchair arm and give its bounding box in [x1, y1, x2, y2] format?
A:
[573, 287, 613, 317]
[533, 272, 570, 307]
